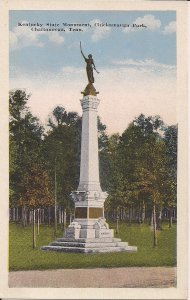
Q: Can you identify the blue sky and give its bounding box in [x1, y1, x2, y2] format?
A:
[9, 10, 176, 134]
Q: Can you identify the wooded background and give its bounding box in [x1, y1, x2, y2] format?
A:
[9, 89, 177, 234]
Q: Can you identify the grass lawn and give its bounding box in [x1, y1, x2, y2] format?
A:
[9, 222, 176, 271]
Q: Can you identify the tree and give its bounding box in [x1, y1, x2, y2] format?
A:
[19, 164, 53, 247]
[105, 114, 169, 246]
[9, 90, 44, 214]
[43, 106, 82, 233]
[163, 125, 177, 227]
[48, 106, 80, 128]
[135, 138, 168, 246]
[9, 89, 56, 245]
[98, 117, 110, 191]
[104, 134, 126, 222]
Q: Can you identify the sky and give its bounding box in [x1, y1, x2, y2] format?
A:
[9, 10, 176, 134]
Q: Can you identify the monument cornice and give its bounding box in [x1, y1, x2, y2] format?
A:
[80, 96, 100, 111]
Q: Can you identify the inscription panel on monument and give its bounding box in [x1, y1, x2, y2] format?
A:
[75, 207, 88, 218]
[89, 207, 103, 219]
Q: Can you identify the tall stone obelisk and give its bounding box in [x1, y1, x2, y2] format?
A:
[70, 85, 109, 239]
[41, 47, 137, 253]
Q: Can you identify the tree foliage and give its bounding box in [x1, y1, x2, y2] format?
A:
[43, 107, 82, 209]
[9, 90, 51, 208]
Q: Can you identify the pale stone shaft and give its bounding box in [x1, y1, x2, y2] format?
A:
[78, 96, 101, 192]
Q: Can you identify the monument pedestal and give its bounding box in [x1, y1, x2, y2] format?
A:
[42, 218, 137, 253]
[42, 89, 137, 253]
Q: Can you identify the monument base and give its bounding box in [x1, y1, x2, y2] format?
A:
[41, 218, 137, 253]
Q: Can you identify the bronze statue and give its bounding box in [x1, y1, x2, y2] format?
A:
[80, 41, 99, 84]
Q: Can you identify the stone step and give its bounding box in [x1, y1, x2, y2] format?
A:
[41, 245, 85, 253]
[116, 242, 129, 247]
[50, 241, 128, 248]
[56, 237, 122, 243]
[41, 245, 137, 253]
[127, 246, 138, 251]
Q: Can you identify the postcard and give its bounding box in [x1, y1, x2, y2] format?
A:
[0, 0, 188, 299]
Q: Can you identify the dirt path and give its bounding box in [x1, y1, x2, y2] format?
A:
[9, 267, 176, 288]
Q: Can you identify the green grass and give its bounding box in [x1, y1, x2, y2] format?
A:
[9, 222, 176, 271]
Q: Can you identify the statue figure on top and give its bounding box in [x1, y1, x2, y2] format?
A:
[80, 41, 99, 84]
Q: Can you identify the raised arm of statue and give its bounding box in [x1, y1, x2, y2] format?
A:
[80, 41, 87, 61]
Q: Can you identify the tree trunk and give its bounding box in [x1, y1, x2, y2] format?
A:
[150, 210, 154, 229]
[132, 204, 135, 220]
[141, 201, 145, 224]
[124, 208, 127, 221]
[64, 208, 67, 229]
[13, 207, 16, 222]
[29, 210, 33, 225]
[128, 206, 132, 226]
[16, 207, 19, 223]
[137, 205, 141, 224]
[169, 207, 173, 228]
[22, 206, 27, 227]
[37, 208, 40, 235]
[59, 207, 61, 224]
[116, 217, 119, 234]
[25, 208, 27, 226]
[157, 207, 162, 230]
[22, 206, 25, 227]
[153, 203, 157, 247]
[25, 206, 27, 226]
[42, 209, 45, 224]
[115, 208, 119, 234]
[48, 206, 51, 226]
[32, 209, 36, 249]
[120, 207, 123, 221]
[54, 158, 57, 236]
[39, 208, 42, 225]
[54, 205, 57, 236]
[61, 207, 64, 230]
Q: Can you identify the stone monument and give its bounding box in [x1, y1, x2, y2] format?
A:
[41, 44, 137, 253]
